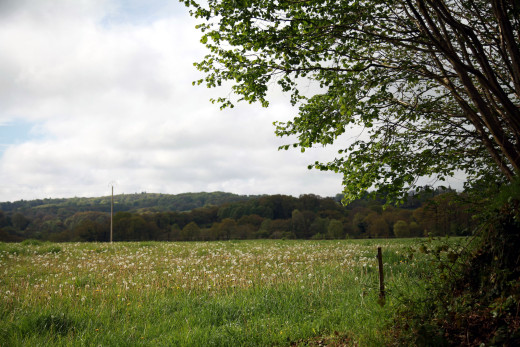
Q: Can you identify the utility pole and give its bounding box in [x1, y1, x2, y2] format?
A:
[110, 185, 113, 243]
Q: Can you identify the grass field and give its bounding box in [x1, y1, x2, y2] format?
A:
[0, 239, 451, 346]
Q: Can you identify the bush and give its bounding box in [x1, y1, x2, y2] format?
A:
[20, 239, 44, 246]
[391, 195, 520, 346]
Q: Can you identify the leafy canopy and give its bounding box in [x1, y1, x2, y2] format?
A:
[181, 0, 520, 203]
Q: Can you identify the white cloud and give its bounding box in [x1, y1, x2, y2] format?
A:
[0, 0, 343, 202]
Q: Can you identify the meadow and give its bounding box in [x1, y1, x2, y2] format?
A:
[0, 239, 455, 346]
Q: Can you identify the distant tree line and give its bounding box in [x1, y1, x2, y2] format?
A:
[0, 188, 479, 242]
[0, 192, 255, 214]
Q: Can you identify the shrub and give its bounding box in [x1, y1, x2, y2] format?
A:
[21, 239, 44, 246]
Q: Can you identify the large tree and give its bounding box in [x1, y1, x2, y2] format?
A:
[182, 0, 520, 203]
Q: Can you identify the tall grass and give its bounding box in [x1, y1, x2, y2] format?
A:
[0, 239, 448, 346]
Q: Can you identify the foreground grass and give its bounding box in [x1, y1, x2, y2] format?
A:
[0, 239, 450, 346]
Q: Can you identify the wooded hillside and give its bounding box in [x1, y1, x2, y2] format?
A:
[0, 188, 478, 242]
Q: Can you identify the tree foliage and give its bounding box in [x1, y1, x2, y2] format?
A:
[0, 192, 254, 214]
[182, 0, 520, 203]
[0, 189, 477, 242]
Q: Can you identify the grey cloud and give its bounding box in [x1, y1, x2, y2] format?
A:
[0, 1, 344, 202]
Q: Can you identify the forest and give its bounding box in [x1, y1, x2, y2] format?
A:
[0, 187, 479, 242]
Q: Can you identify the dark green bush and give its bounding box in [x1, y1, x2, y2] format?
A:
[391, 191, 520, 346]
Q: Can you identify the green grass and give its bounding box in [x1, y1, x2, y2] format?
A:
[0, 239, 454, 346]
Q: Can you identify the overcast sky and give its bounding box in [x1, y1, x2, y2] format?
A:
[0, 0, 349, 202]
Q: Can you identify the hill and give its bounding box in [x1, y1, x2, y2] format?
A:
[0, 187, 477, 242]
[0, 191, 258, 215]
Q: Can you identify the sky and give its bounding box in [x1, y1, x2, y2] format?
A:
[0, 0, 347, 202]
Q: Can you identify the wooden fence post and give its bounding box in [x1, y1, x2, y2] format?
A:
[377, 247, 385, 306]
